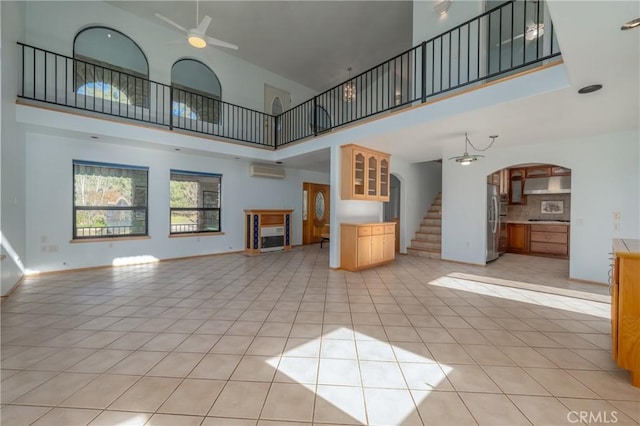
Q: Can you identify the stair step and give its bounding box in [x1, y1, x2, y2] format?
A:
[422, 218, 441, 226]
[415, 232, 441, 242]
[425, 212, 441, 219]
[410, 240, 441, 250]
[419, 224, 441, 233]
[406, 247, 442, 259]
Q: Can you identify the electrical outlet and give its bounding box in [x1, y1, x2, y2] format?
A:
[614, 223, 620, 232]
[613, 211, 621, 221]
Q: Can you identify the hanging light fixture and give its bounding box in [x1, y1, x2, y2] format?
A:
[343, 67, 356, 103]
[449, 133, 498, 166]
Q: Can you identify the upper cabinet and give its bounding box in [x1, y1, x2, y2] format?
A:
[526, 166, 550, 178]
[551, 166, 571, 176]
[342, 144, 391, 201]
[509, 169, 527, 205]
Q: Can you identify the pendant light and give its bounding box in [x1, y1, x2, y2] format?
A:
[449, 133, 498, 166]
[343, 67, 356, 103]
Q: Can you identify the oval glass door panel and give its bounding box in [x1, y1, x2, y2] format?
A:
[271, 97, 283, 115]
[315, 191, 325, 220]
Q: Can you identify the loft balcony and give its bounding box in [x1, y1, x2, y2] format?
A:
[17, 0, 561, 150]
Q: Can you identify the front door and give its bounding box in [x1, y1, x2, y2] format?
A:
[302, 182, 330, 245]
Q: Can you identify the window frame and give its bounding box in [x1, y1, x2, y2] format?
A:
[73, 27, 150, 108]
[169, 169, 222, 235]
[72, 160, 149, 240]
[171, 59, 222, 125]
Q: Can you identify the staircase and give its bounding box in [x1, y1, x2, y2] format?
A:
[407, 193, 442, 259]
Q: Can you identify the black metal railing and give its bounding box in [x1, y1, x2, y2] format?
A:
[18, 43, 276, 148]
[17, 0, 560, 150]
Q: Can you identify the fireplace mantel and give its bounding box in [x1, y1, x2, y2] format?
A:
[244, 209, 294, 255]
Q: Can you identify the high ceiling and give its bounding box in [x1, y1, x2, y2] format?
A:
[109, 0, 414, 91]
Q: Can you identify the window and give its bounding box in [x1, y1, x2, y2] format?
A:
[73, 160, 148, 239]
[171, 59, 222, 124]
[170, 170, 221, 234]
[74, 27, 149, 107]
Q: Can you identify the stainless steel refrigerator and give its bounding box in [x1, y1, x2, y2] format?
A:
[486, 184, 500, 262]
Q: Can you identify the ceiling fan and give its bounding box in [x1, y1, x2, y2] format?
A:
[155, 1, 238, 50]
[499, 22, 545, 46]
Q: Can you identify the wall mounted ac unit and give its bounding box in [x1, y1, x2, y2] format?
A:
[250, 163, 286, 179]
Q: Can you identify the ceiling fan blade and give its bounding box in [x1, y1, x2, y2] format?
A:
[155, 13, 187, 33]
[499, 33, 525, 46]
[206, 36, 239, 50]
[197, 15, 212, 34]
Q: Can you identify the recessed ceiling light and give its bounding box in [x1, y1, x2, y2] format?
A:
[107, 33, 112, 38]
[174, 148, 181, 151]
[578, 84, 603, 94]
[90, 135, 99, 139]
[276, 161, 283, 164]
[621, 18, 640, 30]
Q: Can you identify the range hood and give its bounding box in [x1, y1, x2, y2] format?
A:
[523, 176, 571, 194]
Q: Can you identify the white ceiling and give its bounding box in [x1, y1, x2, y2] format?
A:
[109, 0, 413, 91]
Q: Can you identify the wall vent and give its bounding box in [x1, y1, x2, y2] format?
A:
[249, 163, 286, 179]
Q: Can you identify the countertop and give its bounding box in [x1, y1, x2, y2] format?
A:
[506, 220, 570, 225]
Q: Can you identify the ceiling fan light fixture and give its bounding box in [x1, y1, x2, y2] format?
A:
[525, 23, 544, 41]
[433, 0, 452, 16]
[188, 32, 207, 48]
[621, 17, 640, 30]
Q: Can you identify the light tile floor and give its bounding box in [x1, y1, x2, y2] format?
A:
[2, 247, 638, 426]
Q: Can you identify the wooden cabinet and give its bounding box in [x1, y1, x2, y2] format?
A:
[341, 222, 395, 271]
[244, 209, 294, 255]
[526, 166, 550, 177]
[551, 166, 571, 176]
[611, 238, 640, 387]
[507, 223, 529, 253]
[507, 223, 569, 259]
[509, 169, 526, 205]
[530, 224, 569, 258]
[341, 144, 390, 201]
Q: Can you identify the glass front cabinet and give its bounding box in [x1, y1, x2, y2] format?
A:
[341, 144, 391, 202]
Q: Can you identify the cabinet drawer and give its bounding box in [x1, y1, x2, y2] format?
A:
[530, 241, 567, 255]
[385, 225, 395, 234]
[358, 226, 372, 236]
[530, 224, 568, 233]
[530, 232, 567, 244]
[371, 225, 385, 235]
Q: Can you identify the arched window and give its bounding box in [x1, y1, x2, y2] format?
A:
[74, 27, 149, 107]
[171, 59, 221, 123]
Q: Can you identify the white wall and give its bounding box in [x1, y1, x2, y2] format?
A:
[441, 130, 640, 283]
[25, 131, 328, 273]
[1, 1, 27, 295]
[23, 1, 317, 112]
[413, 0, 483, 45]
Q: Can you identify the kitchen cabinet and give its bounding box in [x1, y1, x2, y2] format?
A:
[341, 144, 390, 201]
[507, 223, 570, 259]
[529, 224, 569, 258]
[611, 238, 640, 387]
[507, 223, 529, 253]
[509, 169, 526, 205]
[551, 166, 571, 176]
[525, 166, 550, 177]
[341, 222, 395, 271]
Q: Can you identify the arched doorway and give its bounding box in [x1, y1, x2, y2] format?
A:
[487, 163, 572, 275]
